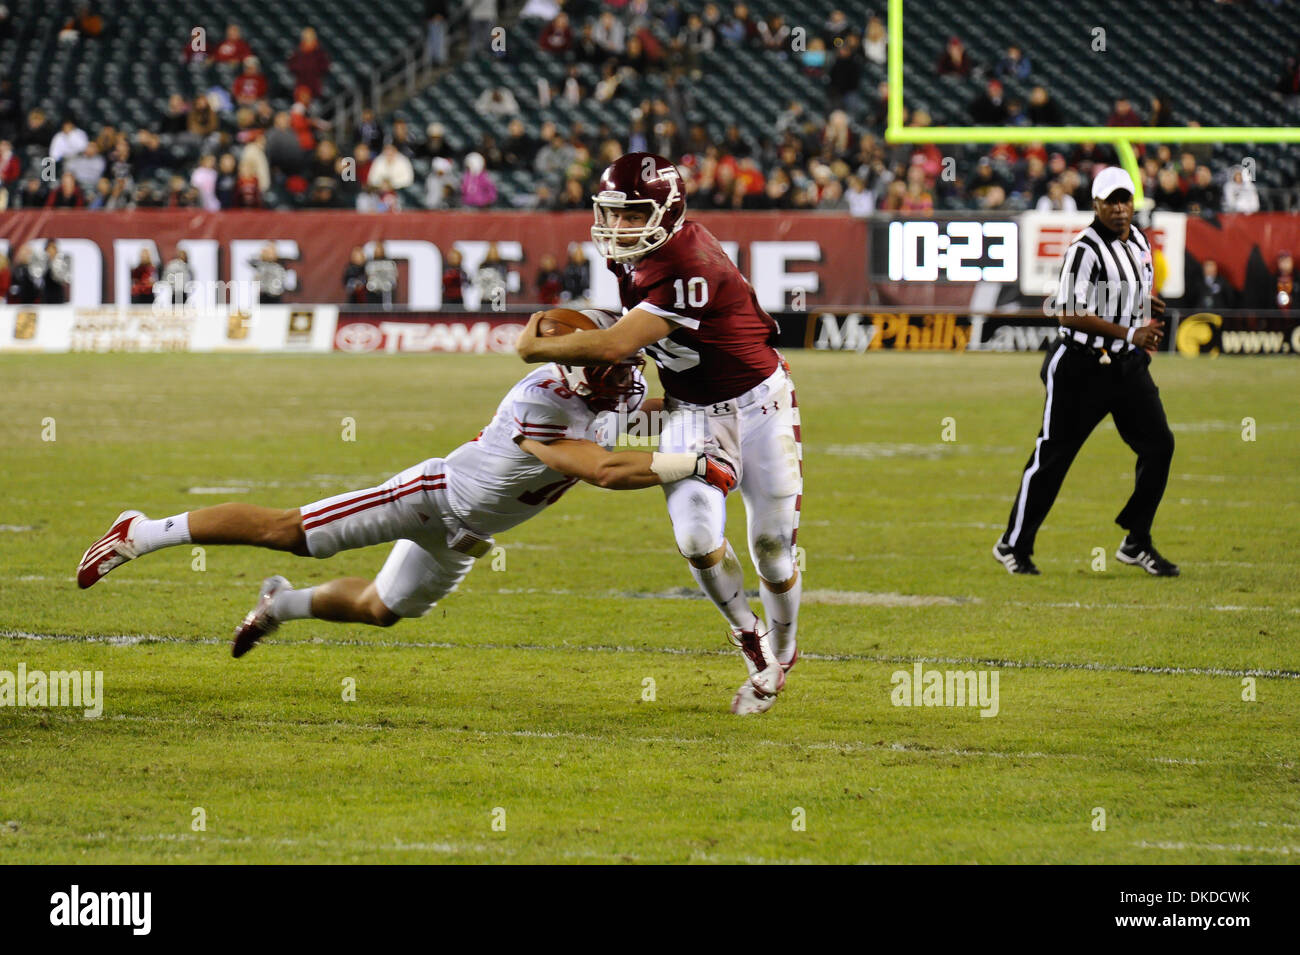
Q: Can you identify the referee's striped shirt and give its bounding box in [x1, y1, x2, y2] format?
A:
[1056, 217, 1155, 353]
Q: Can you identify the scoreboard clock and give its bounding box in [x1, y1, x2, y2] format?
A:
[878, 220, 1019, 283]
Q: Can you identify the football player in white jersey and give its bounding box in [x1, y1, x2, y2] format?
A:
[76, 312, 737, 657]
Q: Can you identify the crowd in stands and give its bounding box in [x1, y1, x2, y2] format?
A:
[0, 3, 1294, 219]
[1, 17, 344, 212]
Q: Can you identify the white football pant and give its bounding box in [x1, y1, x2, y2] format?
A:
[659, 362, 803, 583]
[298, 457, 475, 618]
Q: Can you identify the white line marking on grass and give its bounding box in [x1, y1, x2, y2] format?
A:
[1235, 821, 1300, 830]
[618, 587, 978, 607]
[496, 587, 985, 606]
[1171, 420, 1300, 433]
[10, 711, 1215, 772]
[75, 831, 534, 858]
[823, 443, 954, 460]
[820, 443, 1024, 460]
[860, 521, 1009, 529]
[848, 741, 1206, 766]
[1004, 599, 1289, 614]
[186, 487, 251, 495]
[69, 831, 809, 864]
[1134, 840, 1299, 856]
[802, 589, 976, 607]
[0, 525, 35, 532]
[1, 575, 252, 587]
[1174, 497, 1263, 508]
[6, 629, 1299, 680]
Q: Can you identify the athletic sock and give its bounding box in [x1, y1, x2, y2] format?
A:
[689, 541, 760, 632]
[761, 569, 802, 665]
[270, 586, 314, 621]
[131, 513, 192, 555]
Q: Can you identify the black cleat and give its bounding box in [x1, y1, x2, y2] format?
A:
[992, 541, 1040, 575]
[1116, 537, 1180, 577]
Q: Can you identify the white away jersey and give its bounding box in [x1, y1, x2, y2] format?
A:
[442, 365, 640, 535]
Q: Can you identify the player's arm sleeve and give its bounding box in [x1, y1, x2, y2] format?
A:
[1057, 243, 1100, 316]
[510, 397, 580, 444]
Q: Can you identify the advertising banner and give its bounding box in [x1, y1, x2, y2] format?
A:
[0, 210, 869, 311]
[781, 310, 1299, 355]
[0, 305, 337, 353]
[333, 313, 525, 354]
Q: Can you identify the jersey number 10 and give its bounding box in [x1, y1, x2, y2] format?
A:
[673, 276, 709, 309]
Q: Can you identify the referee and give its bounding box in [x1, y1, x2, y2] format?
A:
[993, 167, 1178, 576]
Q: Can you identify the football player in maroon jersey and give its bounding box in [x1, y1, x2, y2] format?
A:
[516, 152, 803, 715]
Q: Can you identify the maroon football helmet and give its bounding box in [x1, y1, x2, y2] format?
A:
[556, 308, 646, 413]
[559, 358, 646, 413]
[591, 152, 686, 262]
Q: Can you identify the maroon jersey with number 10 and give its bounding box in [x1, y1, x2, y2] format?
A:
[610, 220, 780, 405]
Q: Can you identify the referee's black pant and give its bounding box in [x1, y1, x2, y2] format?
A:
[1002, 339, 1174, 556]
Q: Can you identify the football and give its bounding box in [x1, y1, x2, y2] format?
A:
[538, 308, 597, 336]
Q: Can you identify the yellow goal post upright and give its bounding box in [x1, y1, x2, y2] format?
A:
[884, 0, 1300, 207]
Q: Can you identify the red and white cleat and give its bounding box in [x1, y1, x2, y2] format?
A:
[779, 642, 798, 673]
[730, 626, 786, 697]
[77, 510, 145, 589]
[232, 575, 291, 658]
[731, 677, 779, 715]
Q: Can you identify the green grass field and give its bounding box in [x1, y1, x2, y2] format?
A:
[2, 351, 1297, 864]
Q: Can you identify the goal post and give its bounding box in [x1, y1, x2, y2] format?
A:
[884, 0, 1300, 206]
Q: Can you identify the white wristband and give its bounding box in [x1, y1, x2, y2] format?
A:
[650, 452, 698, 483]
[1125, 326, 1137, 344]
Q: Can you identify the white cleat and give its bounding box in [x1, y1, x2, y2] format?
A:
[731, 677, 779, 715]
[730, 626, 786, 698]
[77, 510, 145, 589]
[232, 575, 291, 658]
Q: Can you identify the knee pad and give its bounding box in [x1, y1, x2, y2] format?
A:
[666, 481, 726, 559]
[751, 532, 794, 583]
[674, 522, 723, 560]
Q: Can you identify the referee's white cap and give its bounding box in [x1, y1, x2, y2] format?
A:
[1091, 166, 1136, 200]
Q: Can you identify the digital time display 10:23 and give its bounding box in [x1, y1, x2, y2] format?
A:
[886, 220, 1018, 283]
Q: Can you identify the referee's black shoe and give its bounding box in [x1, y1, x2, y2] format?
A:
[1116, 536, 1180, 577]
[993, 541, 1040, 575]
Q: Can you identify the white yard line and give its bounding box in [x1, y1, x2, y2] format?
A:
[5, 628, 1300, 679]
[1133, 840, 1299, 855]
[64, 831, 816, 863]
[33, 712, 1227, 769]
